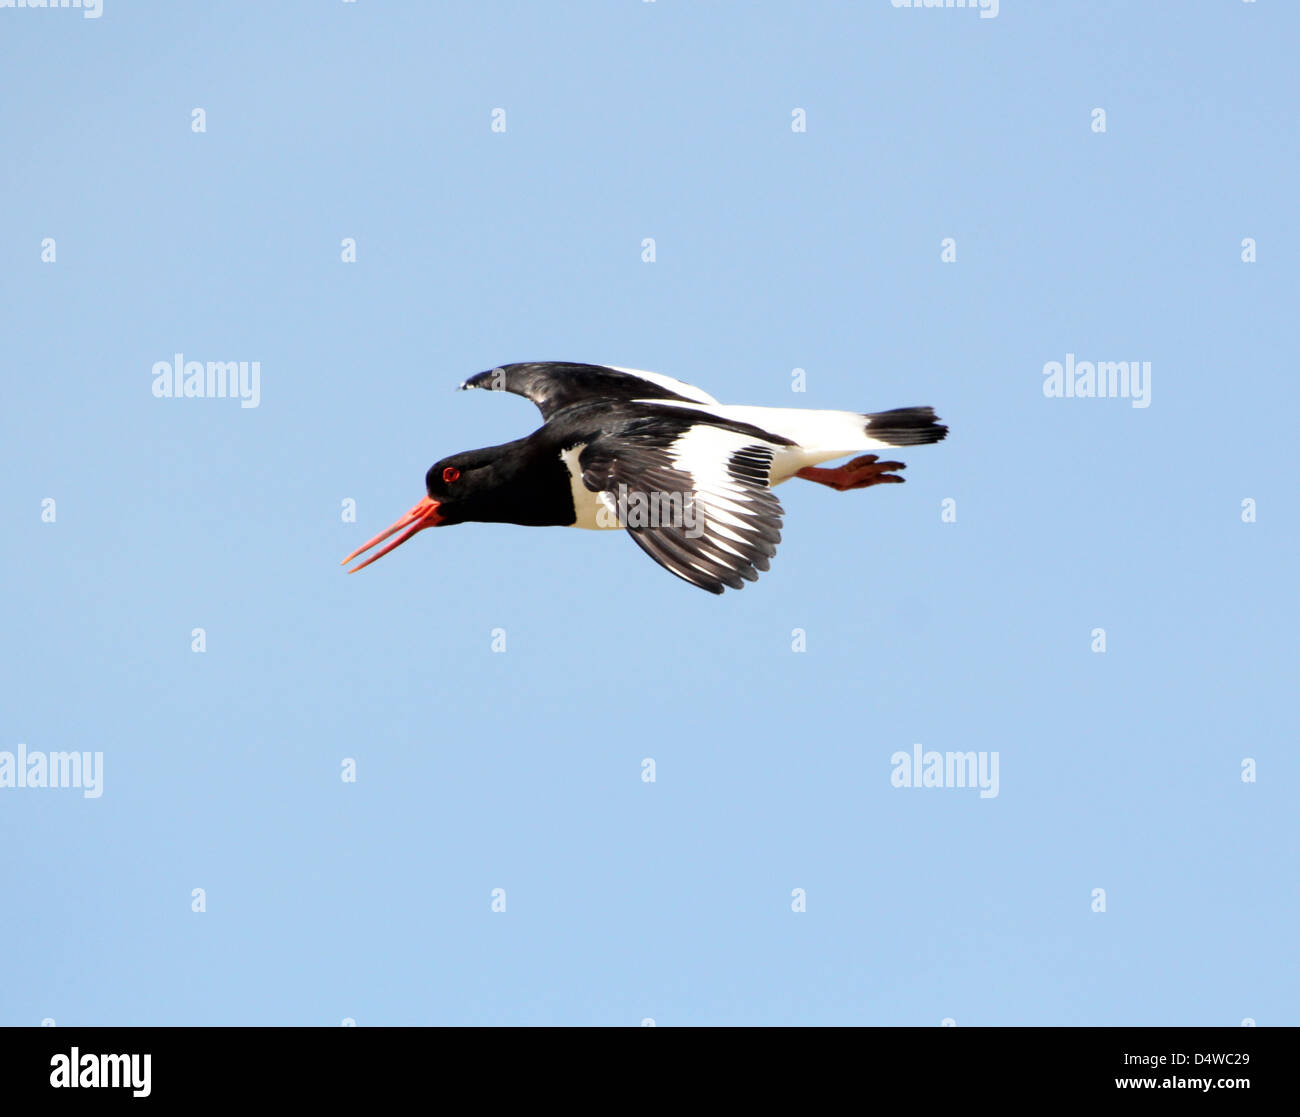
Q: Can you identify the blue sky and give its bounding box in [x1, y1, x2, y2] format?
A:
[1, 1, 1295, 1026]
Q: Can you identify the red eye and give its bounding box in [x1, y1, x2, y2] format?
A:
[442, 466, 461, 483]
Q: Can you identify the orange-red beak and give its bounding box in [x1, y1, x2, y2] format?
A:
[341, 496, 444, 573]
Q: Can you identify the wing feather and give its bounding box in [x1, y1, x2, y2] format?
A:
[578, 420, 785, 594]
[461, 362, 717, 419]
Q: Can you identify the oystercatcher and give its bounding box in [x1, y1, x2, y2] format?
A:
[342, 362, 947, 594]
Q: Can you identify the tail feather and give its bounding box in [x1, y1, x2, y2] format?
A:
[864, 407, 948, 447]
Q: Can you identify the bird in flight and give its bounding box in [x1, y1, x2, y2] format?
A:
[342, 362, 947, 594]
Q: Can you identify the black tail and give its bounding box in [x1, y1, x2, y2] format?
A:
[865, 406, 948, 447]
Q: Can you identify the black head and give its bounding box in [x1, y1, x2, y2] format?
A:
[342, 437, 570, 573]
[422, 445, 510, 526]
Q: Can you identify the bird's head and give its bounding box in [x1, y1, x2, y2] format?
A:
[341, 445, 528, 572]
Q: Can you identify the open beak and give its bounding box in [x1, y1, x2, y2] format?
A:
[341, 495, 444, 573]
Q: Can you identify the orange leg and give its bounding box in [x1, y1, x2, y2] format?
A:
[795, 454, 906, 492]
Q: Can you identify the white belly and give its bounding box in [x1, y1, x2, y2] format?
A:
[560, 445, 621, 530]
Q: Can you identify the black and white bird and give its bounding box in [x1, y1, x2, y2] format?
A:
[342, 362, 947, 593]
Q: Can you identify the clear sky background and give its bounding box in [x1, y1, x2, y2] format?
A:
[2, 1, 1295, 1026]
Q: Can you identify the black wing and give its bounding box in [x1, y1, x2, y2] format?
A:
[460, 362, 717, 420]
[578, 417, 785, 595]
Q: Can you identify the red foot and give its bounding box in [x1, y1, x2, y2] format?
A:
[795, 454, 906, 492]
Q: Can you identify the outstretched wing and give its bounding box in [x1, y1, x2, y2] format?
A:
[460, 362, 718, 420]
[578, 416, 786, 595]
